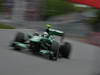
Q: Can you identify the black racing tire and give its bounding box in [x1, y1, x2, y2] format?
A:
[59, 42, 71, 59]
[49, 41, 60, 61]
[10, 42, 16, 47]
[11, 32, 26, 51]
[13, 45, 22, 51]
[14, 32, 26, 43]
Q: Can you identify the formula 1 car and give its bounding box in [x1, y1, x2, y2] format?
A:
[10, 24, 71, 61]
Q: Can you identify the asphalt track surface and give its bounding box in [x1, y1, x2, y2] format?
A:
[0, 29, 99, 75]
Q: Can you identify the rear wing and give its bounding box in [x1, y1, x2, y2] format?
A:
[47, 28, 64, 36]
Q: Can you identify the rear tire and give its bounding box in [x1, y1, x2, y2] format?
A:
[49, 41, 59, 61]
[59, 42, 71, 59]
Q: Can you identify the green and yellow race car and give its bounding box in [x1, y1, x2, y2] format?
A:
[10, 24, 71, 61]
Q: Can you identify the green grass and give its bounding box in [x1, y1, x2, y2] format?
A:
[0, 23, 15, 29]
[42, 0, 78, 20]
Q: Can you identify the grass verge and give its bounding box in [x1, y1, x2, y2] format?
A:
[0, 23, 15, 29]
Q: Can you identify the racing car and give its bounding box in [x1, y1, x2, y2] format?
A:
[10, 24, 71, 61]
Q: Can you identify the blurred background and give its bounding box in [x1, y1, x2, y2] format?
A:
[0, 0, 100, 46]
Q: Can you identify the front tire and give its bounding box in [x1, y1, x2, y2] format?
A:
[14, 32, 26, 43]
[13, 45, 21, 51]
[11, 32, 26, 51]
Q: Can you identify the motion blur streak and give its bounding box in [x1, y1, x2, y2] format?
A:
[69, 0, 100, 8]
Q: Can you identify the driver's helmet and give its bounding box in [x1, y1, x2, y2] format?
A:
[43, 32, 48, 37]
[33, 32, 39, 36]
[46, 24, 52, 28]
